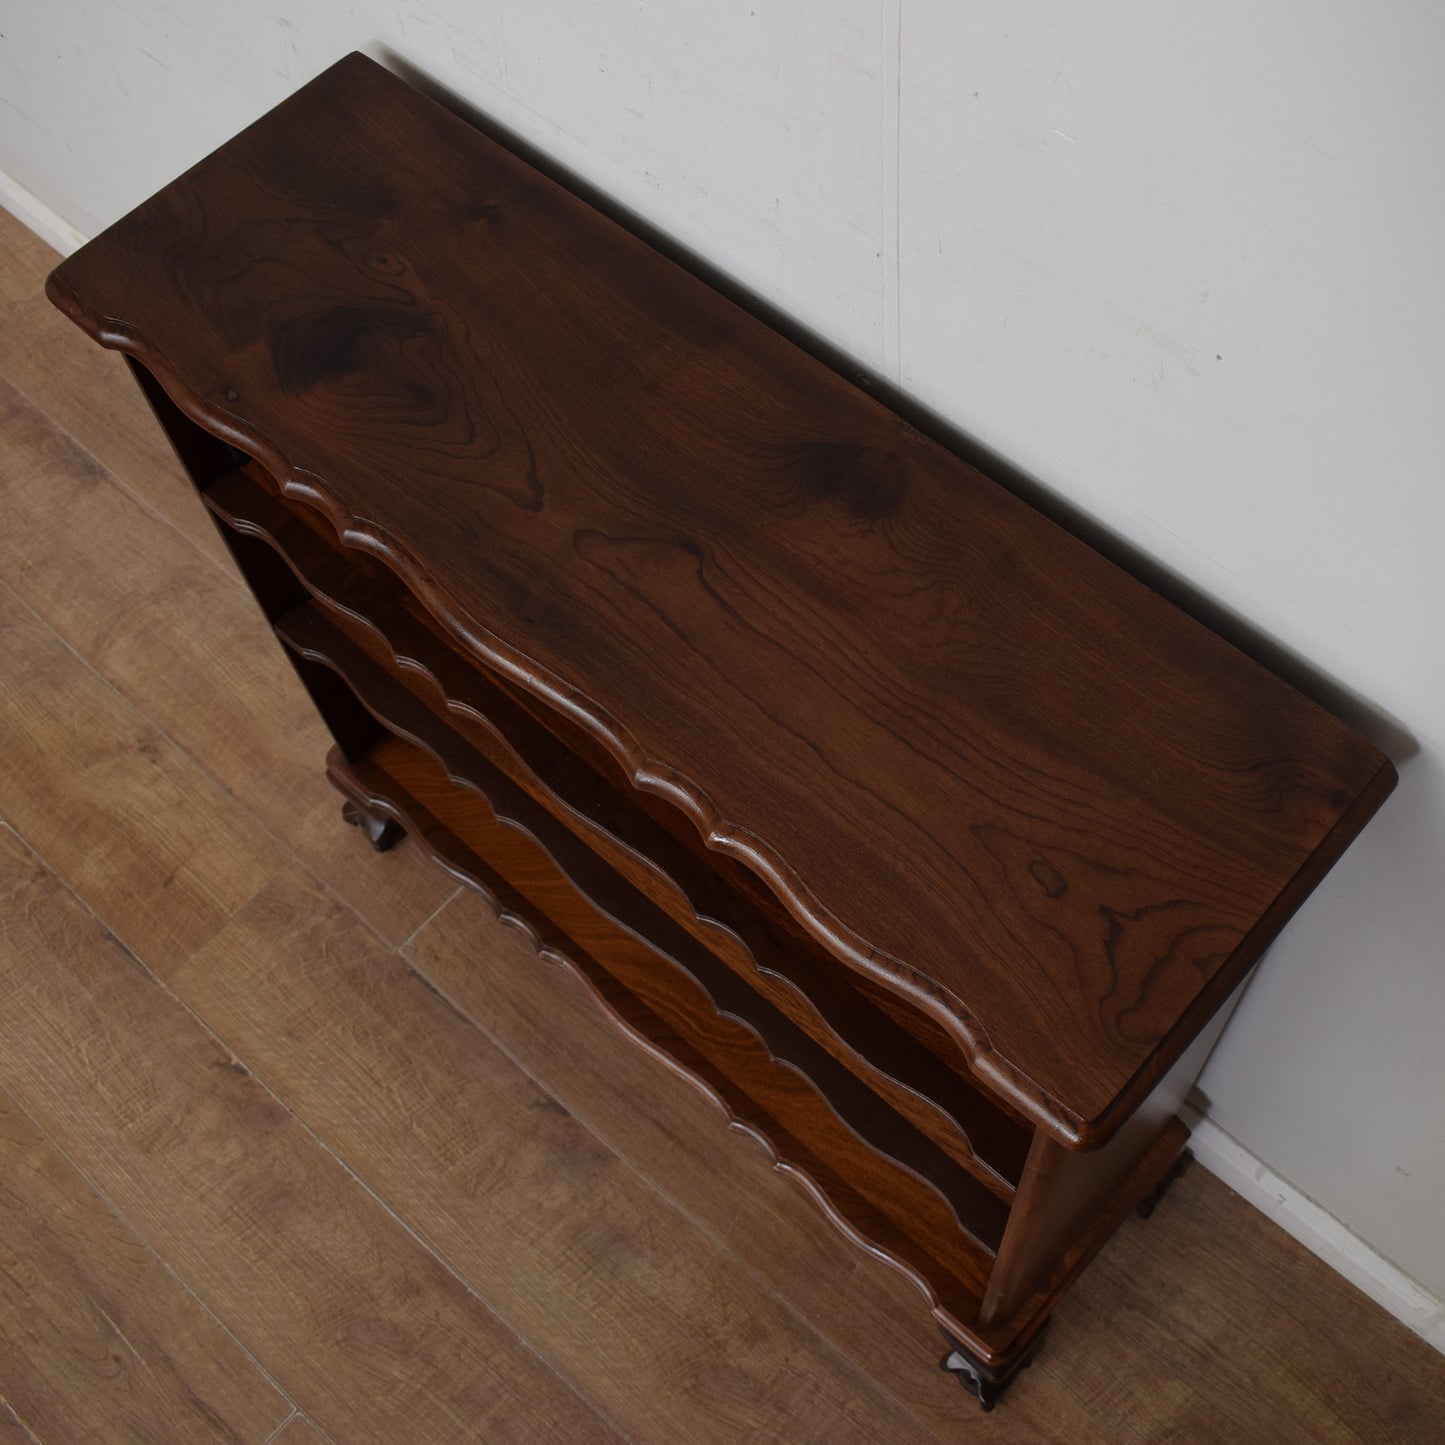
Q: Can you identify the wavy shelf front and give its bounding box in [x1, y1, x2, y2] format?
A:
[203, 460, 1033, 1198]
[275, 594, 1011, 1263]
[327, 731, 999, 1326]
[48, 58, 1396, 1409]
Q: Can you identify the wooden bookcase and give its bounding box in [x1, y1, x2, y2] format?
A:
[47, 54, 1395, 1409]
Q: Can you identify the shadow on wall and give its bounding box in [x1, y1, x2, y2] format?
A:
[377, 44, 1417, 769]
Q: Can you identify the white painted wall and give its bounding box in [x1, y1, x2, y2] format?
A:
[3, 1, 1441, 1304]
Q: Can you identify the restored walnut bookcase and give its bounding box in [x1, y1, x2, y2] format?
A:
[47, 55, 1395, 1409]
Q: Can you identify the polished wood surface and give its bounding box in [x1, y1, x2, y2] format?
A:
[40, 52, 1404, 1407]
[204, 457, 1035, 1197]
[46, 53, 1394, 1144]
[3, 216, 1443, 1433]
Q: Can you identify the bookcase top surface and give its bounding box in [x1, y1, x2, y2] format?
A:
[48, 53, 1393, 1144]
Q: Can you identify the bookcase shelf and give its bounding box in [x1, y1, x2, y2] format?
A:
[47, 54, 1395, 1410]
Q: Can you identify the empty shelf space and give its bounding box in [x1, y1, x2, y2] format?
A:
[287, 618, 1013, 1258]
[330, 733, 1000, 1319]
[203, 463, 1032, 1194]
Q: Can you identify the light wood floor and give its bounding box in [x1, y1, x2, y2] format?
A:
[1, 202, 1442, 1444]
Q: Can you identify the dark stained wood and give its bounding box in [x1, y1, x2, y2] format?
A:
[45, 52, 1395, 1144]
[40, 52, 1400, 1409]
[123, 360, 410, 775]
[978, 1010, 1234, 1338]
[281, 605, 1015, 1254]
[8, 198, 1442, 1441]
[205, 457, 1033, 1194]
[327, 735, 1001, 1312]
[0, 1090, 291, 1445]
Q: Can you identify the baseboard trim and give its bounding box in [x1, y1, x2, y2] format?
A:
[1184, 1105, 1444, 1355]
[0, 168, 87, 256]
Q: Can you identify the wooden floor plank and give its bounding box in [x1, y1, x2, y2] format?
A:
[171, 865, 945, 1445]
[0, 590, 284, 973]
[269, 1419, 329, 1445]
[0, 1400, 40, 1445]
[0, 1087, 291, 1445]
[4, 201, 1442, 1442]
[0, 204, 50, 304]
[0, 375, 455, 946]
[406, 888, 1427, 1442]
[0, 827, 625, 1445]
[408, 889, 1046, 1438]
[1086, 1171, 1445, 1443]
[0, 207, 230, 568]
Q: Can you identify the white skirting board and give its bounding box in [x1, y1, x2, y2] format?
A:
[1183, 1103, 1445, 1355]
[1, 159, 1440, 1363]
[0, 168, 87, 257]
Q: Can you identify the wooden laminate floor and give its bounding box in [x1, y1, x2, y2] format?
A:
[1, 202, 1442, 1444]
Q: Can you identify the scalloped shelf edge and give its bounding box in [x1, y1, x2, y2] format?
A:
[212, 472, 1024, 1195]
[324, 744, 1018, 1338]
[290, 623, 1009, 1251]
[44, 274, 1089, 1148]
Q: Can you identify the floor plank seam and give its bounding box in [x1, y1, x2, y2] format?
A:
[1, 578, 174, 723]
[295, 828, 461, 957]
[399, 881, 464, 951]
[0, 1075, 303, 1439]
[0, 577, 325, 926]
[0, 1394, 42, 1445]
[0, 359, 247, 585]
[12, 853, 648, 1445]
[399, 942, 959, 1445]
[260, 1408, 299, 1443]
[0, 793, 287, 1013]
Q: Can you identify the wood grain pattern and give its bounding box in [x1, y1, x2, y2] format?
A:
[8, 198, 1442, 1437]
[402, 888, 1272, 1441]
[171, 864, 943, 1445]
[0, 1088, 290, 1445]
[205, 457, 1032, 1193]
[1086, 1169, 1445, 1443]
[330, 737, 1003, 1311]
[407, 892, 1006, 1437]
[282, 610, 1015, 1256]
[0, 207, 229, 567]
[0, 587, 284, 972]
[0, 826, 625, 1445]
[45, 53, 1395, 1142]
[268, 1420, 329, 1445]
[0, 374, 455, 945]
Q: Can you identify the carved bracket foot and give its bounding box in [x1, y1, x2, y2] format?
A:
[341, 798, 405, 853]
[1136, 1148, 1194, 1220]
[937, 1320, 1048, 1411]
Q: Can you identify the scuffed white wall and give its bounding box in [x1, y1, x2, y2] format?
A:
[0, 0, 894, 362]
[894, 1, 1445, 1308]
[2, 1, 1441, 1301]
